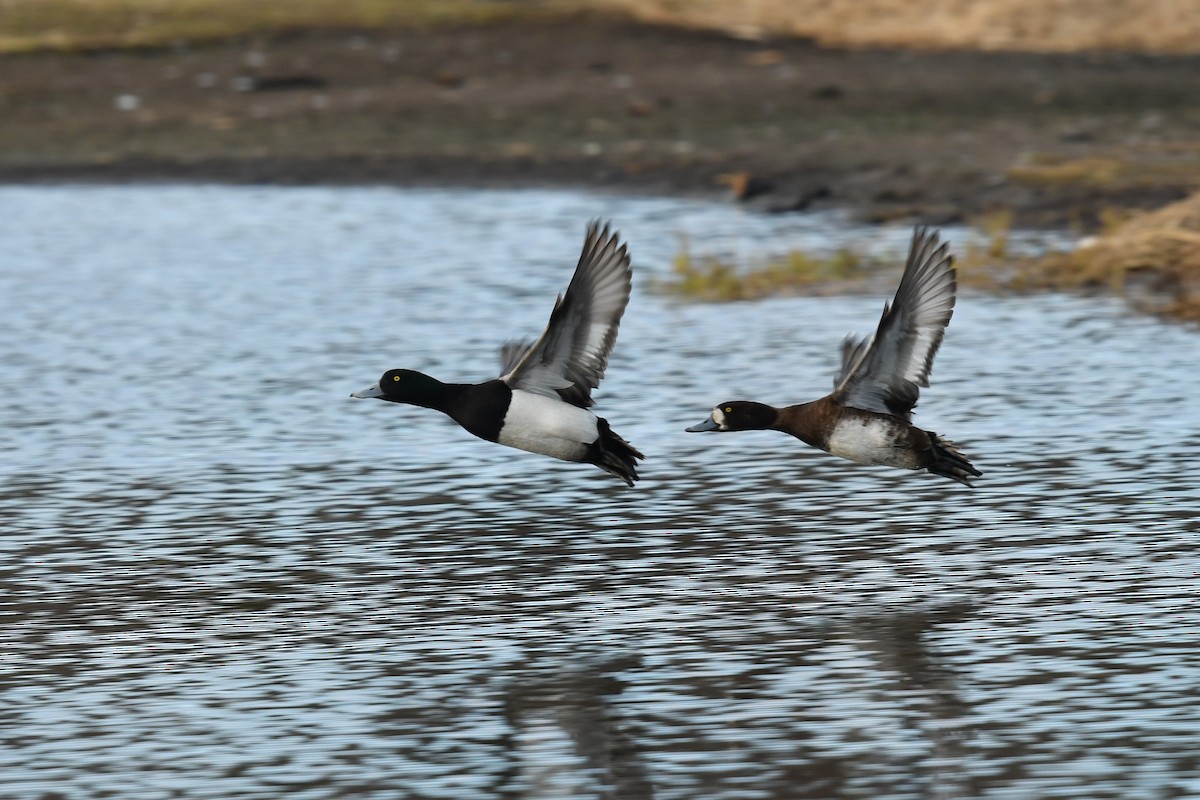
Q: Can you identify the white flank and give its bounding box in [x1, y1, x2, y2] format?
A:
[498, 390, 599, 461]
[826, 417, 901, 465]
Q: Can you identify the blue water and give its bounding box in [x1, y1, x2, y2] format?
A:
[1, 185, 1198, 799]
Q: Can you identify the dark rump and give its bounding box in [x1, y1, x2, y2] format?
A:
[586, 418, 644, 487]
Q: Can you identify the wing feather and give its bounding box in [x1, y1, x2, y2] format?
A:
[831, 226, 957, 420]
[501, 221, 633, 408]
[498, 340, 534, 376]
[834, 333, 873, 391]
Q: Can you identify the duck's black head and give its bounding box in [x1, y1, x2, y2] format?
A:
[351, 369, 446, 407]
[686, 401, 777, 432]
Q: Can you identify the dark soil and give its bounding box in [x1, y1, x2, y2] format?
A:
[3, 17, 1199, 229]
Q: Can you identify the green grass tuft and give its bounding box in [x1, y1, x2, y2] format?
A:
[661, 242, 871, 301]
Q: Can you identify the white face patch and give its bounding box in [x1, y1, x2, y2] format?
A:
[711, 406, 728, 430]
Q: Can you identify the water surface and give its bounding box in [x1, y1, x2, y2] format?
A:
[1, 186, 1198, 799]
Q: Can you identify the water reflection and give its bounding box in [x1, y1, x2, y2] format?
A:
[495, 656, 651, 799]
[1, 186, 1199, 799]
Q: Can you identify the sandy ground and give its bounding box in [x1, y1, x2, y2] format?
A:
[2, 18, 1199, 229]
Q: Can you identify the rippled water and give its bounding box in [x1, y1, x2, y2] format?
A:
[2, 185, 1199, 800]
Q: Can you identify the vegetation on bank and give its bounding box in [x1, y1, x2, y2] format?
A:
[662, 196, 1200, 323]
[662, 242, 872, 302]
[1007, 153, 1200, 193]
[0, 0, 564, 53]
[660, 236, 1000, 304]
[3, 0, 1199, 54]
[1023, 194, 1200, 322]
[4, 2, 1197, 322]
[599, 0, 1200, 54]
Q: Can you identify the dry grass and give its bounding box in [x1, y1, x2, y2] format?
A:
[1008, 154, 1200, 191]
[3, 0, 1200, 54]
[957, 197, 1200, 322]
[1026, 193, 1200, 321]
[661, 242, 873, 302]
[1007, 157, 1127, 189]
[666, 197, 1200, 323]
[0, 0, 565, 52]
[954, 210, 1017, 292]
[663, 222, 1022, 304]
[590, 0, 1200, 53]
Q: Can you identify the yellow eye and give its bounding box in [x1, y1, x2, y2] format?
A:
[392, 375, 401, 381]
[724, 406, 733, 413]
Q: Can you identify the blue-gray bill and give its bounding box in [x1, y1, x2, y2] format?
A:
[686, 416, 720, 432]
[350, 383, 383, 399]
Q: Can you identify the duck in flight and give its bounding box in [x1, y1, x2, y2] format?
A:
[352, 221, 643, 485]
[686, 226, 981, 486]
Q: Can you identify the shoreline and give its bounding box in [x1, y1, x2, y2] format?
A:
[0, 149, 1189, 233]
[1, 20, 1198, 230]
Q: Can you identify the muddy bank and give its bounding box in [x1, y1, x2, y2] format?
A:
[2, 18, 1199, 229]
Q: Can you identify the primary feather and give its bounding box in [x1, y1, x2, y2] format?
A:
[498, 339, 533, 377]
[501, 222, 633, 408]
[831, 227, 957, 420]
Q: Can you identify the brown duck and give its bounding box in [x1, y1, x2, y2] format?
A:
[686, 226, 981, 486]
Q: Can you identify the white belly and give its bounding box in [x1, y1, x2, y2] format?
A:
[826, 417, 908, 466]
[498, 390, 599, 461]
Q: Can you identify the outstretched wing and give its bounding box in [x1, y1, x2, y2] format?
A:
[501, 221, 633, 408]
[833, 334, 872, 391]
[831, 226, 957, 420]
[498, 339, 533, 377]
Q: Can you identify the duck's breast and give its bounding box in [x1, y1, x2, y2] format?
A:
[498, 390, 599, 461]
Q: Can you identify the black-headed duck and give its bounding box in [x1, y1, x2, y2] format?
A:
[687, 226, 981, 486]
[352, 221, 643, 486]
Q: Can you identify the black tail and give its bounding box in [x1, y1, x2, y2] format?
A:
[587, 418, 644, 487]
[925, 432, 981, 487]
